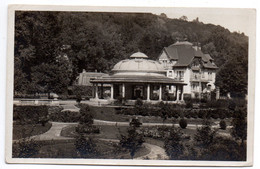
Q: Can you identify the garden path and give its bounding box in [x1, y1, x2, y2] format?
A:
[60, 104, 80, 112]
[30, 122, 77, 141]
[98, 138, 168, 160]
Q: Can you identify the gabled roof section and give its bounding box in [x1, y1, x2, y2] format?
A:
[161, 41, 218, 69]
[164, 47, 178, 60]
[204, 54, 214, 61]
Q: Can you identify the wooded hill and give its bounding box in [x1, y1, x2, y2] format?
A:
[14, 11, 248, 97]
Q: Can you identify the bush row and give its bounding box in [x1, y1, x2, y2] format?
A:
[185, 98, 247, 109]
[49, 110, 80, 122]
[117, 106, 231, 119]
[58, 95, 90, 100]
[13, 105, 49, 125]
[13, 105, 79, 124]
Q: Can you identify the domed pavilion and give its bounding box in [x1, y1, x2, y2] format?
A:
[90, 52, 187, 104]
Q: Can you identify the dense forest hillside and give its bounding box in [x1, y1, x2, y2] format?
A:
[14, 11, 248, 97]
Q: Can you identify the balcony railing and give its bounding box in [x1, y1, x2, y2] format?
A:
[174, 77, 184, 81]
[190, 75, 212, 82]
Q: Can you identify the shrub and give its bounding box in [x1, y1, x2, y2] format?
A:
[179, 119, 187, 129]
[79, 105, 93, 126]
[48, 106, 63, 115]
[185, 101, 193, 108]
[13, 105, 49, 125]
[219, 120, 227, 130]
[190, 110, 198, 119]
[50, 110, 80, 122]
[76, 95, 82, 103]
[72, 85, 93, 97]
[200, 137, 246, 161]
[120, 127, 144, 159]
[130, 118, 142, 128]
[194, 120, 217, 147]
[164, 126, 184, 160]
[76, 124, 100, 134]
[217, 109, 227, 119]
[198, 109, 207, 119]
[231, 107, 247, 143]
[135, 98, 143, 107]
[74, 135, 97, 158]
[12, 138, 41, 158]
[210, 109, 219, 119]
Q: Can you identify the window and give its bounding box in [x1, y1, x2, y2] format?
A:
[168, 70, 173, 77]
[208, 72, 212, 80]
[193, 72, 199, 79]
[202, 71, 205, 78]
[176, 70, 184, 80]
[192, 83, 199, 92]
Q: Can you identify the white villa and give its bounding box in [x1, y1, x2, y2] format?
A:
[158, 41, 218, 99]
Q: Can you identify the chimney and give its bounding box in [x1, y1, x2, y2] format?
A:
[192, 42, 201, 51]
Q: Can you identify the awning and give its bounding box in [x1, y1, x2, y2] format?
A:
[90, 75, 187, 85]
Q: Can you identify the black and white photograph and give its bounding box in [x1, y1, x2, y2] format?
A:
[4, 4, 256, 167]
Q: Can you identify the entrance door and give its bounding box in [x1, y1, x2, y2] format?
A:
[134, 85, 144, 99]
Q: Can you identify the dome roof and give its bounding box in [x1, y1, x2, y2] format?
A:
[112, 52, 165, 73]
[130, 52, 148, 58]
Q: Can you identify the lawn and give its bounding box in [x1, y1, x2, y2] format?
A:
[26, 139, 149, 159]
[13, 122, 52, 140]
[61, 125, 129, 140]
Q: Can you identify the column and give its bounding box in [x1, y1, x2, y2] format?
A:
[110, 84, 114, 99]
[100, 83, 104, 99]
[122, 83, 125, 98]
[95, 84, 99, 99]
[147, 84, 150, 101]
[92, 83, 95, 98]
[181, 86, 184, 101]
[176, 85, 180, 101]
[199, 81, 202, 99]
[159, 84, 162, 101]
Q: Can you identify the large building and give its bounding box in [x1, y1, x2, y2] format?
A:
[158, 41, 218, 99]
[90, 52, 186, 104]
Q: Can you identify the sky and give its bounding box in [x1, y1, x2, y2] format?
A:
[151, 7, 254, 36]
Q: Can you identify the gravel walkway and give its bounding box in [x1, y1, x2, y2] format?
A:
[30, 122, 77, 141]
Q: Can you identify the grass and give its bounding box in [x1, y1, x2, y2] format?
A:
[13, 122, 52, 140]
[61, 125, 129, 140]
[89, 106, 130, 122]
[29, 139, 149, 159]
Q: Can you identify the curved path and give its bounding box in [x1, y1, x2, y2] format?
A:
[24, 122, 169, 160]
[30, 122, 77, 141]
[98, 138, 168, 160]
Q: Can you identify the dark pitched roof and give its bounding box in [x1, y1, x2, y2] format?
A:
[162, 41, 218, 69]
[204, 54, 214, 61]
[164, 47, 178, 60]
[90, 75, 187, 85]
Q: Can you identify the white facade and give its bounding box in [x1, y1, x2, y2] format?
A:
[158, 41, 218, 99]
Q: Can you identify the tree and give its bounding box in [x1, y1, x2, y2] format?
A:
[231, 107, 247, 144]
[79, 105, 93, 126]
[74, 135, 97, 158]
[30, 55, 72, 95]
[215, 57, 248, 97]
[164, 126, 184, 160]
[158, 102, 170, 123]
[179, 15, 188, 21]
[120, 127, 144, 159]
[194, 120, 217, 147]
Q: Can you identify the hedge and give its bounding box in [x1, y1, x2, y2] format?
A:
[116, 104, 230, 120]
[13, 105, 49, 125]
[49, 110, 80, 122]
